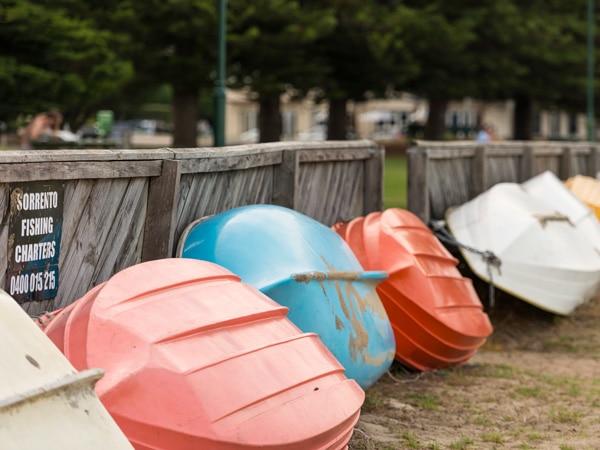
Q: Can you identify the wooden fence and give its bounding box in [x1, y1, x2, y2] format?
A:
[0, 140, 383, 316]
[407, 140, 600, 224]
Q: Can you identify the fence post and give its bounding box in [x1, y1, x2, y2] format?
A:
[472, 146, 488, 195]
[520, 145, 535, 181]
[272, 149, 299, 210]
[407, 146, 430, 224]
[560, 146, 574, 180]
[363, 145, 384, 214]
[141, 159, 181, 261]
[590, 145, 600, 178]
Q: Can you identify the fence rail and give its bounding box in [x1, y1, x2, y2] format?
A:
[0, 140, 383, 315]
[407, 140, 600, 224]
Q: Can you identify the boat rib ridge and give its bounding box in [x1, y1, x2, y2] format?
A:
[210, 367, 347, 423]
[182, 332, 332, 374]
[109, 273, 240, 306]
[153, 307, 289, 345]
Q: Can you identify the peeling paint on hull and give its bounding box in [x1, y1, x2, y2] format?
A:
[178, 204, 396, 389]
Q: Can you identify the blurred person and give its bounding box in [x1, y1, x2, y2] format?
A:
[475, 123, 497, 142]
[19, 109, 63, 149]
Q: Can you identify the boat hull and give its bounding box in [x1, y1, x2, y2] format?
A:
[333, 209, 492, 371]
[446, 182, 600, 316]
[177, 204, 396, 389]
[523, 171, 600, 252]
[41, 259, 365, 450]
[0, 290, 132, 450]
[565, 174, 600, 223]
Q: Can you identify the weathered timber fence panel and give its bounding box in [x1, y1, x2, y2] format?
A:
[408, 140, 600, 224]
[0, 149, 168, 315]
[0, 141, 383, 316]
[296, 147, 383, 225]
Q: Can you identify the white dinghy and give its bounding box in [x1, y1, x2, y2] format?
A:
[522, 170, 600, 252]
[445, 181, 600, 316]
[0, 290, 133, 449]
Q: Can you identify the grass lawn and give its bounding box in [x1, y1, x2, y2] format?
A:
[383, 156, 407, 210]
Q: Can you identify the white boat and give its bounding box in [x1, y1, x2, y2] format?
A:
[445, 181, 600, 316]
[522, 170, 600, 252]
[0, 289, 133, 450]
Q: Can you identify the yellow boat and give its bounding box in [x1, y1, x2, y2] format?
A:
[565, 174, 600, 220]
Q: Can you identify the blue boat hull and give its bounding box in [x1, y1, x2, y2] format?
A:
[178, 205, 395, 389]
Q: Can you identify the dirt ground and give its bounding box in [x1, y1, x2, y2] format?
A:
[348, 273, 600, 450]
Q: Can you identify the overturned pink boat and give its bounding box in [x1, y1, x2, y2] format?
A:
[41, 258, 364, 450]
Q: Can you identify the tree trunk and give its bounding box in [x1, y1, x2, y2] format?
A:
[423, 98, 448, 140]
[513, 95, 533, 140]
[327, 98, 347, 140]
[258, 95, 282, 143]
[172, 89, 198, 148]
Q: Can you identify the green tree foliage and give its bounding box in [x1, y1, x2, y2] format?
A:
[507, 0, 591, 138]
[0, 0, 133, 132]
[0, 0, 596, 143]
[110, 0, 218, 147]
[400, 0, 594, 139]
[228, 0, 336, 142]
[399, 1, 502, 138]
[309, 0, 417, 139]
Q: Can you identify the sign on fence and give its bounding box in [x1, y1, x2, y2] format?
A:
[5, 181, 64, 303]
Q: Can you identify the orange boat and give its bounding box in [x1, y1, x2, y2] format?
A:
[41, 258, 364, 450]
[333, 208, 493, 371]
[565, 174, 600, 220]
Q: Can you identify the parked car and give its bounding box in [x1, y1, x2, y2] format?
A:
[135, 120, 172, 135]
[239, 128, 259, 143]
[77, 124, 99, 139]
[298, 126, 326, 141]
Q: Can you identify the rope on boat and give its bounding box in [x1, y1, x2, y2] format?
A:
[351, 427, 374, 449]
[430, 220, 502, 308]
[387, 369, 423, 383]
[32, 311, 55, 328]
